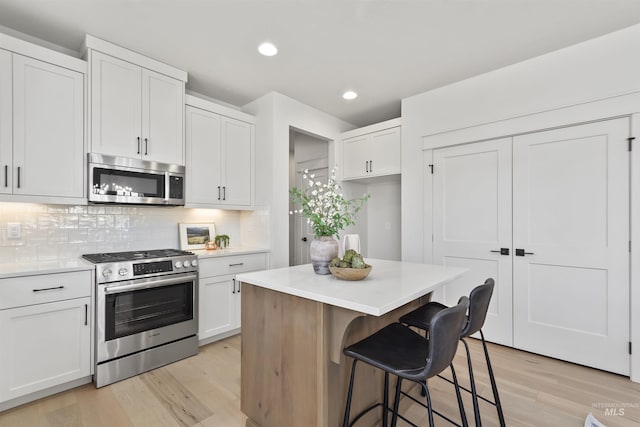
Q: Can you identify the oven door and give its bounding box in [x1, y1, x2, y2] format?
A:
[96, 272, 198, 363]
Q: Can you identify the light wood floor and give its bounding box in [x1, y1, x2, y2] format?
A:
[0, 334, 638, 426]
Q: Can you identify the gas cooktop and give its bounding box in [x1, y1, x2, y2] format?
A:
[82, 248, 194, 263]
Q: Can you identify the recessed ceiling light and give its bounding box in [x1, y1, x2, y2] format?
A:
[342, 91, 358, 100]
[258, 42, 278, 56]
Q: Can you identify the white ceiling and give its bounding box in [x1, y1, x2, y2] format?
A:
[1, 0, 640, 127]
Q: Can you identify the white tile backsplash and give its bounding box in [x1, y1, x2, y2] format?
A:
[0, 203, 254, 265]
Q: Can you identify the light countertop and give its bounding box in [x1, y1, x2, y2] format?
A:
[193, 247, 269, 259]
[236, 259, 467, 316]
[0, 258, 96, 279]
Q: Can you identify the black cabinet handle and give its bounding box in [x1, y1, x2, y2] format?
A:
[222, 186, 226, 201]
[515, 248, 535, 256]
[232, 278, 236, 294]
[84, 304, 88, 325]
[229, 262, 245, 267]
[369, 160, 373, 172]
[217, 186, 221, 200]
[145, 138, 148, 155]
[4, 165, 7, 187]
[238, 281, 240, 293]
[32, 285, 64, 292]
[137, 137, 141, 154]
[490, 248, 510, 256]
[365, 161, 369, 173]
[17, 166, 20, 188]
[302, 237, 307, 242]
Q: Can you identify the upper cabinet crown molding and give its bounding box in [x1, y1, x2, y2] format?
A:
[185, 94, 255, 124]
[0, 32, 86, 74]
[83, 34, 186, 82]
[338, 117, 401, 140]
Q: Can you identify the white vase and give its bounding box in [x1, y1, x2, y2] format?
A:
[310, 236, 339, 275]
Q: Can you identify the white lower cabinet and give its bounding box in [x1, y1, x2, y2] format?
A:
[0, 271, 92, 404]
[198, 253, 266, 344]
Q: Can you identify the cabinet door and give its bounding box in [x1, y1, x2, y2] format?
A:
[185, 106, 222, 205]
[342, 135, 369, 179]
[512, 118, 630, 375]
[221, 117, 253, 206]
[91, 51, 142, 158]
[370, 127, 400, 177]
[432, 138, 513, 345]
[142, 69, 184, 165]
[12, 54, 84, 198]
[0, 297, 91, 401]
[199, 275, 236, 341]
[0, 49, 11, 194]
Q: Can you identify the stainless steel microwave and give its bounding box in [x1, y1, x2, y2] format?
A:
[88, 153, 185, 206]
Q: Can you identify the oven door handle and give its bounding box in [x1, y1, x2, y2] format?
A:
[104, 274, 198, 295]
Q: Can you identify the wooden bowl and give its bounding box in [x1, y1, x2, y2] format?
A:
[329, 264, 372, 281]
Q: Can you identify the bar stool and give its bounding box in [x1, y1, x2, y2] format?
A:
[399, 278, 506, 427]
[342, 297, 470, 427]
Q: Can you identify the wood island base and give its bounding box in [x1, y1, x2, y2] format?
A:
[240, 283, 429, 427]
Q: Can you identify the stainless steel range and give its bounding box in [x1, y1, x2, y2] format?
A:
[82, 249, 199, 387]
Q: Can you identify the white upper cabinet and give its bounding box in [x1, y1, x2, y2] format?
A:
[185, 95, 255, 209]
[340, 118, 401, 181]
[0, 49, 11, 196]
[86, 35, 187, 165]
[0, 37, 85, 203]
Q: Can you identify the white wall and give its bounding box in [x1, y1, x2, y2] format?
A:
[401, 23, 640, 382]
[243, 92, 355, 268]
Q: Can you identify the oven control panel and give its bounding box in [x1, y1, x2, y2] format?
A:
[96, 255, 198, 283]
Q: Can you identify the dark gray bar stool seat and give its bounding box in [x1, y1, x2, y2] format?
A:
[342, 297, 470, 427]
[399, 278, 506, 427]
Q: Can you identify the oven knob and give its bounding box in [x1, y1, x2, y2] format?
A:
[191, 259, 198, 267]
[183, 260, 191, 267]
[174, 261, 183, 269]
[102, 269, 112, 278]
[118, 268, 128, 276]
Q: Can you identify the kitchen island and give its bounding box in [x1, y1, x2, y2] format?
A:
[236, 259, 466, 427]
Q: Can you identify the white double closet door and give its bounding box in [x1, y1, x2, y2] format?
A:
[432, 118, 630, 375]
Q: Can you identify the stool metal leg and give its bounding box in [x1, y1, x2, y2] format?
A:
[461, 338, 481, 426]
[423, 382, 435, 427]
[383, 372, 389, 426]
[480, 330, 505, 427]
[391, 377, 403, 427]
[343, 359, 358, 427]
[450, 363, 469, 427]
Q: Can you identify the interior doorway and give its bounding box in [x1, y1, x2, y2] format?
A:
[289, 128, 329, 266]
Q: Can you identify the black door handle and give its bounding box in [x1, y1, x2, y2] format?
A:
[301, 237, 308, 242]
[515, 249, 535, 256]
[490, 248, 510, 256]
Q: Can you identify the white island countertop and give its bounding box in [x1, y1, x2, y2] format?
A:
[236, 259, 467, 316]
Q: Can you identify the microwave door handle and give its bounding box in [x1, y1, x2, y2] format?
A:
[164, 172, 170, 202]
[104, 274, 198, 295]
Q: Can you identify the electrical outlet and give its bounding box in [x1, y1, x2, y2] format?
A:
[7, 223, 21, 239]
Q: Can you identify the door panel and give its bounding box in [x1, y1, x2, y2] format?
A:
[433, 137, 513, 345]
[142, 69, 184, 165]
[0, 49, 11, 194]
[222, 118, 252, 206]
[512, 118, 629, 375]
[185, 106, 222, 204]
[12, 54, 84, 197]
[91, 51, 142, 158]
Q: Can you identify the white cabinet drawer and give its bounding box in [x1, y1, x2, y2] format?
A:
[199, 253, 266, 278]
[0, 271, 92, 310]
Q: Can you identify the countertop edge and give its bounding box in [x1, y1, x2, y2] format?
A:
[0, 259, 96, 279]
[193, 247, 269, 259]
